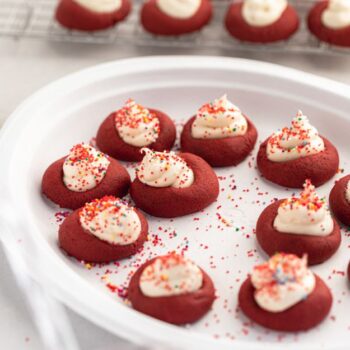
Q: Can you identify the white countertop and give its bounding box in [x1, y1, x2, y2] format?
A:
[1, 36, 350, 350]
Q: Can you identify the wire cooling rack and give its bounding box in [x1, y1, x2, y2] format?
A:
[0, 0, 349, 54]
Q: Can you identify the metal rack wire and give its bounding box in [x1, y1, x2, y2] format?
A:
[0, 0, 349, 55]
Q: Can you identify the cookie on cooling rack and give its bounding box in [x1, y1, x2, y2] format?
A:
[55, 0, 131, 31]
[180, 94, 258, 167]
[225, 0, 299, 43]
[59, 196, 148, 263]
[257, 110, 339, 188]
[256, 180, 341, 265]
[308, 0, 350, 47]
[42, 143, 130, 209]
[141, 0, 212, 35]
[96, 99, 176, 162]
[238, 253, 332, 332]
[130, 148, 219, 218]
[128, 253, 216, 324]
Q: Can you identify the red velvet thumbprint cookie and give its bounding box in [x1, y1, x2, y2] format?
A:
[256, 180, 341, 265]
[141, 0, 212, 36]
[225, 0, 299, 43]
[128, 253, 215, 324]
[96, 99, 176, 162]
[329, 174, 350, 227]
[181, 94, 258, 167]
[56, 0, 131, 31]
[59, 196, 148, 263]
[308, 1, 350, 47]
[238, 253, 332, 332]
[257, 111, 339, 188]
[42, 143, 130, 210]
[130, 148, 219, 218]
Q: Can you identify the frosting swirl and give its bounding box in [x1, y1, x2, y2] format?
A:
[136, 148, 194, 188]
[242, 0, 287, 27]
[139, 254, 203, 297]
[191, 95, 248, 139]
[63, 143, 110, 192]
[266, 111, 325, 162]
[79, 196, 141, 245]
[274, 180, 334, 236]
[74, 0, 122, 13]
[251, 253, 315, 312]
[115, 99, 160, 147]
[322, 0, 350, 29]
[157, 0, 201, 19]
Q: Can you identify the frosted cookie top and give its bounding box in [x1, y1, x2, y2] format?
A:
[74, 0, 122, 13]
[322, 0, 350, 29]
[242, 0, 287, 27]
[136, 148, 194, 188]
[115, 99, 160, 147]
[79, 196, 141, 245]
[157, 0, 201, 19]
[63, 143, 110, 192]
[274, 179, 334, 236]
[266, 111, 324, 162]
[251, 253, 315, 312]
[139, 254, 203, 297]
[192, 95, 248, 139]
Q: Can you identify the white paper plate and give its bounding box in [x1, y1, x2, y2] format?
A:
[1, 56, 350, 350]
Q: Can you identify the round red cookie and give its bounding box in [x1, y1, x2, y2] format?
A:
[96, 109, 176, 162]
[130, 153, 219, 218]
[55, 0, 131, 31]
[257, 136, 339, 188]
[225, 3, 299, 43]
[329, 174, 350, 226]
[141, 0, 212, 36]
[42, 157, 130, 210]
[128, 257, 215, 324]
[256, 199, 341, 265]
[308, 1, 350, 47]
[238, 274, 332, 332]
[59, 208, 148, 263]
[180, 116, 258, 167]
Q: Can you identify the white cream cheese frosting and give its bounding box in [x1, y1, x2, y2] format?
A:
[74, 0, 122, 13]
[274, 179, 334, 236]
[115, 99, 160, 148]
[136, 148, 194, 188]
[63, 143, 110, 192]
[79, 196, 141, 245]
[266, 111, 325, 162]
[139, 254, 203, 297]
[251, 253, 315, 312]
[242, 0, 288, 27]
[345, 180, 350, 203]
[156, 0, 201, 19]
[322, 0, 350, 29]
[191, 95, 248, 139]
